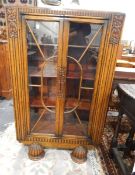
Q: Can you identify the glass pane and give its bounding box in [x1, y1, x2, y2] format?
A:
[26, 20, 59, 134]
[63, 22, 103, 136]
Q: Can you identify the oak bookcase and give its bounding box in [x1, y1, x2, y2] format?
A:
[5, 5, 125, 160]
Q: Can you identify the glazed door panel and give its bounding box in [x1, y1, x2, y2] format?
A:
[61, 19, 108, 137]
[22, 16, 63, 136]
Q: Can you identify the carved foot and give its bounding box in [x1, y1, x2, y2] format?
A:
[71, 146, 87, 164]
[28, 143, 45, 161]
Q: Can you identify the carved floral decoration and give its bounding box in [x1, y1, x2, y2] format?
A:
[110, 14, 125, 44]
[6, 8, 18, 38]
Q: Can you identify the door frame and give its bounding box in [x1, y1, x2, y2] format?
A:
[60, 17, 108, 138]
[21, 14, 64, 136]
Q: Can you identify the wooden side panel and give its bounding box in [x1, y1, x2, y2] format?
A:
[89, 14, 125, 144]
[6, 7, 30, 140]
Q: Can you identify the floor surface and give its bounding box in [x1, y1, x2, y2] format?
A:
[0, 99, 104, 175]
[0, 99, 14, 132]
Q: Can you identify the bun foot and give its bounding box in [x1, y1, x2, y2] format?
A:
[28, 143, 45, 160]
[71, 146, 88, 164]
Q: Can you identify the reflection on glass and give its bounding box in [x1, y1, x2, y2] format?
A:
[63, 22, 102, 136]
[26, 20, 59, 134]
[27, 21, 58, 58]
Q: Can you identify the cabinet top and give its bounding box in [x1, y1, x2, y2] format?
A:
[5, 5, 125, 19]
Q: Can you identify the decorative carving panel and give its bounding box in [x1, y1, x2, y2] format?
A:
[110, 14, 125, 44]
[6, 8, 18, 38]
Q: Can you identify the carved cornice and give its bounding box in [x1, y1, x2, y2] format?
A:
[6, 8, 18, 38]
[110, 14, 125, 44]
[19, 7, 113, 19]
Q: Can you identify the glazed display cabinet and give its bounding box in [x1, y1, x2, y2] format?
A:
[6, 6, 125, 160]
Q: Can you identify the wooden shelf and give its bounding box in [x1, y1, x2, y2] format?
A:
[65, 98, 91, 110]
[115, 67, 135, 80]
[29, 63, 57, 78]
[67, 71, 95, 80]
[28, 63, 96, 81]
[116, 59, 135, 68]
[30, 97, 91, 110]
[29, 64, 135, 83]
[121, 54, 135, 62]
[68, 44, 99, 49]
[28, 42, 58, 47]
[28, 42, 98, 49]
[30, 97, 56, 108]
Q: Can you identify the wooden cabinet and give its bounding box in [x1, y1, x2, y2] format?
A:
[5, 6, 125, 160]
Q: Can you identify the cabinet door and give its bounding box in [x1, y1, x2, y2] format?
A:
[22, 16, 63, 136]
[61, 19, 107, 137]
